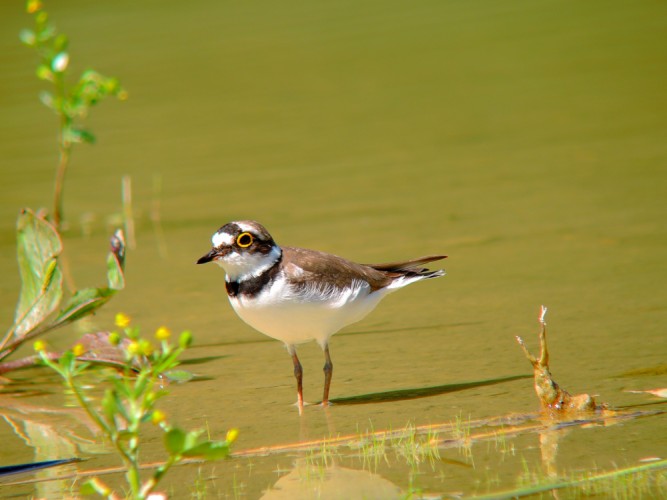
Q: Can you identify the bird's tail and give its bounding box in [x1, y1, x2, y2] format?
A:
[368, 255, 447, 286]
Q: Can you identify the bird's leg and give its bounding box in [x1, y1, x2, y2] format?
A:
[322, 343, 333, 406]
[290, 348, 304, 412]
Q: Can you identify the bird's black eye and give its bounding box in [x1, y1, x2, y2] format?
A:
[236, 232, 254, 248]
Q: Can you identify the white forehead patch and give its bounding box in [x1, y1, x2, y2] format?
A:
[212, 231, 234, 248]
[236, 221, 259, 233]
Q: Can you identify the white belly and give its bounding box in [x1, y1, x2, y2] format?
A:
[228, 276, 391, 347]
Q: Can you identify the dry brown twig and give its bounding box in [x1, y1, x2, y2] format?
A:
[516, 306, 607, 414]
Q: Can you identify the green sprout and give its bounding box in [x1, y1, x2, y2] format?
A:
[20, 0, 127, 229]
[37, 314, 237, 499]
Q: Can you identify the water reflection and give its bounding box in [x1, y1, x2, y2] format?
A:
[261, 462, 402, 499]
[0, 397, 104, 497]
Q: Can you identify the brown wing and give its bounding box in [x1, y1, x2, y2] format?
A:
[282, 248, 445, 292]
[282, 247, 396, 291]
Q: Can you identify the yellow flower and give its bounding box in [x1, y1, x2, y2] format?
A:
[72, 343, 86, 357]
[108, 332, 121, 346]
[33, 340, 46, 352]
[155, 326, 171, 341]
[115, 312, 131, 328]
[151, 409, 166, 425]
[127, 341, 140, 356]
[226, 428, 239, 444]
[26, 0, 43, 14]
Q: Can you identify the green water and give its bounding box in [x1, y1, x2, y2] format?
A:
[1, 0, 666, 497]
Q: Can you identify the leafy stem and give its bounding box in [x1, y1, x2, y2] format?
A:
[37, 317, 235, 498]
[20, 0, 127, 229]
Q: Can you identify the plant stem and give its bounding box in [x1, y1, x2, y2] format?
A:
[139, 455, 177, 498]
[126, 459, 142, 499]
[65, 372, 112, 436]
[63, 361, 142, 496]
[53, 68, 71, 230]
[53, 142, 70, 230]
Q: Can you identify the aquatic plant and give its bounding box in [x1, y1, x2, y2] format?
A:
[0, 209, 125, 372]
[36, 314, 237, 499]
[20, 0, 127, 229]
[1, 1, 130, 372]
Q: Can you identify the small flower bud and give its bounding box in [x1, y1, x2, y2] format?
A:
[36, 65, 53, 81]
[126, 341, 140, 356]
[226, 428, 239, 444]
[139, 339, 154, 356]
[26, 0, 43, 14]
[155, 326, 171, 341]
[33, 340, 46, 352]
[151, 409, 166, 425]
[178, 331, 193, 349]
[115, 312, 131, 328]
[72, 343, 86, 357]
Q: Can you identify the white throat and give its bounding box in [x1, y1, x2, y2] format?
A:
[216, 245, 282, 282]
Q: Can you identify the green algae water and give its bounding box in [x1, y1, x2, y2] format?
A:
[1, 0, 666, 497]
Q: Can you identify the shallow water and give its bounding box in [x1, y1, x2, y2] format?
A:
[1, 0, 666, 497]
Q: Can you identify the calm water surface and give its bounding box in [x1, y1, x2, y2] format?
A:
[1, 0, 666, 497]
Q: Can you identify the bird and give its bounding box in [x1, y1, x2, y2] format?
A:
[197, 220, 446, 412]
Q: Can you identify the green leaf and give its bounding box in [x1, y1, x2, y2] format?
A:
[102, 384, 130, 427]
[72, 361, 91, 375]
[52, 230, 125, 327]
[12, 209, 63, 338]
[112, 377, 132, 399]
[182, 441, 230, 461]
[39, 90, 55, 109]
[53, 287, 115, 327]
[101, 389, 118, 423]
[58, 350, 75, 373]
[184, 429, 204, 450]
[164, 428, 187, 455]
[19, 29, 36, 46]
[36, 64, 53, 81]
[80, 478, 112, 497]
[63, 126, 96, 144]
[116, 430, 136, 443]
[53, 33, 68, 51]
[79, 481, 96, 496]
[179, 331, 193, 349]
[151, 351, 182, 374]
[163, 369, 194, 383]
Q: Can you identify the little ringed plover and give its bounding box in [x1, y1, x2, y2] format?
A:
[197, 220, 446, 411]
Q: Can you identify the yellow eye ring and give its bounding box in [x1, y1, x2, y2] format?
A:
[236, 232, 254, 248]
